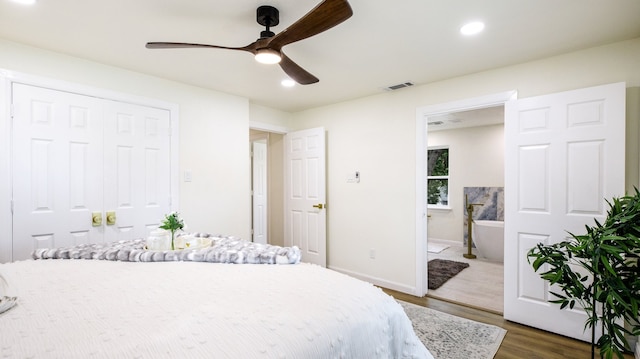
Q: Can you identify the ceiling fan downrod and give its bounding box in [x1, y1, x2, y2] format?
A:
[257, 5, 279, 39]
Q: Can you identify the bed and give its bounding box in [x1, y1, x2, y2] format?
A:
[0, 235, 433, 358]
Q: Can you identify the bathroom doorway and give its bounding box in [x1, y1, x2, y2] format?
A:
[426, 106, 505, 314]
[416, 91, 516, 314]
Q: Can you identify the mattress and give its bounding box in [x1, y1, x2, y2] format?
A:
[0, 260, 433, 358]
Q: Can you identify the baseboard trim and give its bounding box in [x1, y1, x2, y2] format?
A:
[328, 265, 419, 296]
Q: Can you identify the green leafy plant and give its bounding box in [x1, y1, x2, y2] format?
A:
[528, 188, 640, 359]
[159, 212, 184, 250]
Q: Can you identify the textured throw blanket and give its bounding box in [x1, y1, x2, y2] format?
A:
[32, 233, 301, 264]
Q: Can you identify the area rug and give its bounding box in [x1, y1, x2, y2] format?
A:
[427, 243, 450, 254]
[428, 259, 469, 289]
[399, 300, 506, 359]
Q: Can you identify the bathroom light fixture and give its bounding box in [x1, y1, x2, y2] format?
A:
[255, 49, 281, 64]
[460, 21, 485, 36]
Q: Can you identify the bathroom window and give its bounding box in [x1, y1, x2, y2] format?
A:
[427, 147, 449, 207]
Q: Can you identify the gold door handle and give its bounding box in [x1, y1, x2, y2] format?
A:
[106, 211, 116, 225]
[92, 212, 102, 227]
[312, 204, 324, 209]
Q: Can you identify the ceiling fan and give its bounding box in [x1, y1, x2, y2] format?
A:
[145, 0, 353, 85]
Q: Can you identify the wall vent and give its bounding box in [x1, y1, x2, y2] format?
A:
[384, 82, 414, 91]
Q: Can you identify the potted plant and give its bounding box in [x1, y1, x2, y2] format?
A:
[528, 188, 640, 359]
[159, 212, 184, 250]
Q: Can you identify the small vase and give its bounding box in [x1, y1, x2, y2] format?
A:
[171, 231, 175, 250]
[147, 229, 171, 250]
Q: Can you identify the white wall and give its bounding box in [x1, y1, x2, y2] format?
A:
[428, 124, 504, 243]
[2, 35, 638, 294]
[0, 39, 252, 243]
[249, 103, 292, 132]
[290, 37, 640, 293]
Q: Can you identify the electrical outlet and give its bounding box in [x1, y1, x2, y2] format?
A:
[369, 249, 376, 259]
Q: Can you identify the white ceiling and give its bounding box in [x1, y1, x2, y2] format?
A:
[1, 0, 639, 113]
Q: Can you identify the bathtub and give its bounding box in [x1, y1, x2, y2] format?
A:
[472, 220, 504, 263]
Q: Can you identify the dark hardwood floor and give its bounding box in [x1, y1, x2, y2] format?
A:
[383, 288, 635, 359]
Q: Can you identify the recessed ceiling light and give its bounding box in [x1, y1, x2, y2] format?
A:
[460, 21, 485, 36]
[10, 0, 37, 5]
[281, 79, 296, 88]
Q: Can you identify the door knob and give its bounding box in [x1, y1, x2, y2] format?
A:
[106, 211, 116, 225]
[312, 204, 324, 209]
[91, 212, 102, 227]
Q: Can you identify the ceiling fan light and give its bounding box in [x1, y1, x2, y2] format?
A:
[255, 49, 282, 64]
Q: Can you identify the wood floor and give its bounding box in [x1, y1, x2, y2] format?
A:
[427, 239, 503, 314]
[422, 239, 635, 358]
[384, 288, 635, 359]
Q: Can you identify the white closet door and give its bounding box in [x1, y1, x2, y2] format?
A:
[11, 84, 173, 261]
[12, 84, 105, 260]
[102, 101, 171, 243]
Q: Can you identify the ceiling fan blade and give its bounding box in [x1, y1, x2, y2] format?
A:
[146, 42, 256, 53]
[267, 0, 353, 50]
[279, 53, 319, 85]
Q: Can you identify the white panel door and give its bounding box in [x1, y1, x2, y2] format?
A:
[12, 83, 104, 260]
[11, 84, 172, 261]
[504, 82, 625, 341]
[284, 127, 326, 267]
[103, 101, 171, 243]
[252, 139, 268, 244]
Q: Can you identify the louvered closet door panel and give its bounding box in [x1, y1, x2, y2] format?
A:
[12, 84, 104, 260]
[102, 101, 171, 243]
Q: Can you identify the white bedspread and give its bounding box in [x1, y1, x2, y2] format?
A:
[0, 260, 433, 359]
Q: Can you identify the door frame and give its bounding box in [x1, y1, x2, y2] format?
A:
[0, 69, 180, 263]
[249, 122, 289, 247]
[414, 90, 517, 296]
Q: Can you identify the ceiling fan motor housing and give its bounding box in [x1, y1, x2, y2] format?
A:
[257, 5, 279, 39]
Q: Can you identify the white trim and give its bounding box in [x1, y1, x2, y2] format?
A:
[169, 106, 180, 213]
[418, 91, 518, 117]
[0, 76, 11, 263]
[415, 110, 428, 295]
[414, 90, 517, 296]
[249, 121, 289, 134]
[427, 205, 452, 211]
[0, 68, 180, 262]
[328, 265, 418, 295]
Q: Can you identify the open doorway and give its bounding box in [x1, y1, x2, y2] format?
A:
[415, 90, 517, 311]
[425, 106, 505, 314]
[250, 129, 285, 246]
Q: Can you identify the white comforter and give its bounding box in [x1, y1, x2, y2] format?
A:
[0, 260, 433, 359]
